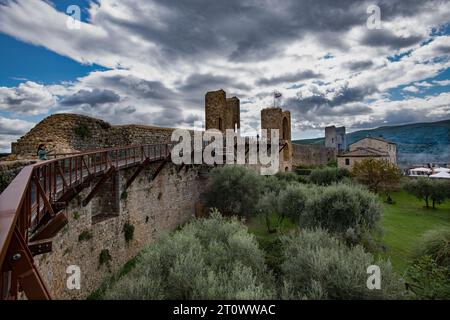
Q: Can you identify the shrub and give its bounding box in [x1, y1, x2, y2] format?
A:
[429, 180, 450, 209]
[99, 249, 112, 266]
[351, 159, 402, 199]
[404, 178, 450, 209]
[413, 228, 450, 268]
[103, 211, 274, 299]
[255, 192, 279, 233]
[261, 175, 288, 195]
[405, 255, 450, 300]
[294, 167, 312, 176]
[123, 222, 135, 243]
[74, 123, 92, 139]
[274, 172, 308, 184]
[281, 228, 406, 300]
[78, 230, 93, 242]
[308, 167, 349, 186]
[277, 184, 309, 224]
[201, 166, 263, 217]
[300, 184, 382, 245]
[326, 159, 338, 167]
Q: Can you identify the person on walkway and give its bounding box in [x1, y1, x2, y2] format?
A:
[37, 144, 54, 160]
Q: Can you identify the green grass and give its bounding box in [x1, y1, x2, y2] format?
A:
[246, 213, 297, 243]
[246, 213, 297, 278]
[246, 191, 450, 275]
[378, 191, 450, 273]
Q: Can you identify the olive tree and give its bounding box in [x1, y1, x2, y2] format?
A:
[281, 228, 406, 300]
[308, 167, 350, 186]
[300, 183, 382, 245]
[351, 158, 402, 201]
[103, 211, 275, 299]
[403, 178, 449, 209]
[201, 166, 263, 217]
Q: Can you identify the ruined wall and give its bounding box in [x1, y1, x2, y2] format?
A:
[261, 107, 292, 171]
[205, 90, 240, 132]
[11, 114, 176, 158]
[292, 144, 336, 167]
[226, 97, 240, 132]
[34, 163, 207, 299]
[325, 126, 346, 154]
[261, 107, 283, 137]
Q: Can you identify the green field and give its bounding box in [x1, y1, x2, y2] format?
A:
[246, 190, 450, 275]
[378, 191, 450, 273]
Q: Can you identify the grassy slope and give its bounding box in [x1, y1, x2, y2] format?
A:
[378, 191, 450, 273]
[246, 190, 450, 275]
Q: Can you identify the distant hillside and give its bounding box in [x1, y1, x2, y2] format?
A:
[293, 119, 450, 166]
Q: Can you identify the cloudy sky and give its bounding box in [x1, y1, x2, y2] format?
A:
[0, 0, 450, 152]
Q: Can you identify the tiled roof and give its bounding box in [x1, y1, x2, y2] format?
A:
[349, 136, 396, 146]
[337, 147, 388, 157]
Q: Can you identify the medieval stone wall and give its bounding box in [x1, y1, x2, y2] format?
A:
[11, 114, 176, 158]
[226, 97, 240, 132]
[0, 160, 36, 192]
[292, 144, 336, 167]
[34, 163, 207, 299]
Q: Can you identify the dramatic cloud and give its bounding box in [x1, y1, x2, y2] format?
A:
[0, 116, 34, 135]
[0, 81, 56, 114]
[403, 86, 420, 93]
[360, 29, 424, 50]
[344, 60, 374, 71]
[0, 0, 449, 147]
[60, 89, 121, 107]
[257, 70, 322, 86]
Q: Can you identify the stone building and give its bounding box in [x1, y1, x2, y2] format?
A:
[205, 89, 240, 132]
[325, 125, 346, 154]
[261, 107, 292, 172]
[337, 136, 397, 170]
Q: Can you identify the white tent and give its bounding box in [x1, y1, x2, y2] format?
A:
[410, 167, 432, 172]
[433, 167, 450, 173]
[429, 171, 450, 179]
[408, 167, 432, 177]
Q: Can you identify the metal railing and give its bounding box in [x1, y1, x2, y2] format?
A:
[0, 143, 172, 300]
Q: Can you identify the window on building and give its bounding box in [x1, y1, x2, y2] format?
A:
[345, 158, 350, 166]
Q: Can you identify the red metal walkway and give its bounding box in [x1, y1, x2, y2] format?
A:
[0, 144, 171, 300]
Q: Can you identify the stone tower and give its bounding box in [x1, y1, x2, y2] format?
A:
[205, 89, 240, 132]
[325, 125, 346, 154]
[261, 107, 292, 172]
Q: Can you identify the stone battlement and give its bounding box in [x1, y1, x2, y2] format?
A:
[11, 113, 177, 157]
